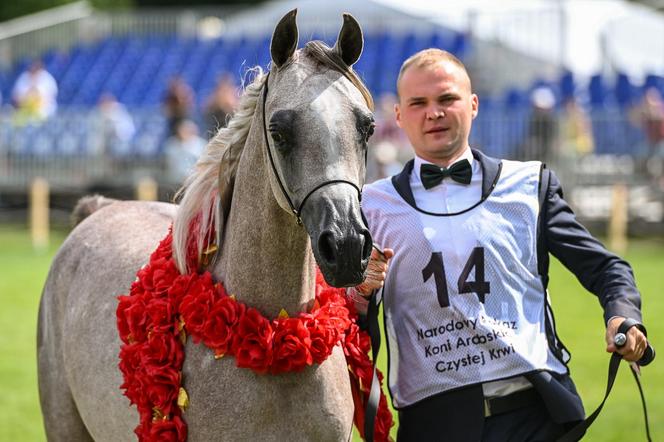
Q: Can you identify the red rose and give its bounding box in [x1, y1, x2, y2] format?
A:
[152, 259, 179, 295]
[179, 273, 216, 338]
[314, 271, 328, 297]
[305, 317, 339, 364]
[315, 303, 351, 336]
[118, 342, 142, 375]
[316, 286, 346, 308]
[374, 390, 394, 441]
[119, 342, 148, 407]
[117, 294, 148, 343]
[234, 308, 274, 373]
[144, 367, 180, 413]
[145, 298, 175, 333]
[271, 317, 313, 373]
[202, 296, 245, 356]
[133, 413, 152, 441]
[344, 324, 371, 363]
[167, 274, 195, 310]
[149, 414, 187, 442]
[150, 234, 173, 262]
[137, 259, 160, 292]
[344, 326, 375, 386]
[142, 332, 184, 373]
[128, 279, 146, 298]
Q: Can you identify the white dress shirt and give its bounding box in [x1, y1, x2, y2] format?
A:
[411, 147, 532, 398]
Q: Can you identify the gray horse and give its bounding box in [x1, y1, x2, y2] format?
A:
[38, 10, 375, 441]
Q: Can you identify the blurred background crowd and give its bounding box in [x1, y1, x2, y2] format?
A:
[0, 0, 663, 234]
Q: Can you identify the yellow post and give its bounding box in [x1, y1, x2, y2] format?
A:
[608, 183, 628, 254]
[136, 176, 158, 201]
[30, 177, 50, 251]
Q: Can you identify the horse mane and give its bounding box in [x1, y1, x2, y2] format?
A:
[172, 42, 373, 274]
[172, 68, 267, 274]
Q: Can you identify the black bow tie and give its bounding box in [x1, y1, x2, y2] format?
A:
[420, 160, 472, 189]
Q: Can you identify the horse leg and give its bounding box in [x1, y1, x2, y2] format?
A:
[37, 288, 93, 442]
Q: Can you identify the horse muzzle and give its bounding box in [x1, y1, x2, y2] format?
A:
[300, 189, 372, 287]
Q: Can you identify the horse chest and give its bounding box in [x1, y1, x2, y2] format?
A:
[181, 342, 353, 441]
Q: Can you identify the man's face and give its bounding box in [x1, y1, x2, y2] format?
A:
[395, 60, 478, 165]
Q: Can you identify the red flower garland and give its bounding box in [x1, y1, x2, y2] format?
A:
[117, 231, 394, 441]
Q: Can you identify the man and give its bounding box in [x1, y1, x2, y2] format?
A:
[355, 49, 648, 441]
[11, 59, 58, 123]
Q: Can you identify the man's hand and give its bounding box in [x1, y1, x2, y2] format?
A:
[605, 317, 648, 362]
[355, 247, 395, 296]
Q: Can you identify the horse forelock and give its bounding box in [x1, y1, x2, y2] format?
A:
[302, 41, 374, 111]
[172, 68, 267, 274]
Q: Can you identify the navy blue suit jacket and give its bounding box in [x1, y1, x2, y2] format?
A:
[386, 149, 642, 440]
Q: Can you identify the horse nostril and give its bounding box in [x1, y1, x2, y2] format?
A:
[361, 229, 372, 260]
[318, 231, 337, 264]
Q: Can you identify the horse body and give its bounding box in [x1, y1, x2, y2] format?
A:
[38, 201, 175, 440]
[38, 10, 373, 442]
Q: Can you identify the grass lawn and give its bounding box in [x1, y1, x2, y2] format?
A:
[0, 224, 661, 441]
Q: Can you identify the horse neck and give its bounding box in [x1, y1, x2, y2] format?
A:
[213, 121, 317, 318]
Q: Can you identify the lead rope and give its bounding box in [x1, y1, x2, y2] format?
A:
[557, 320, 654, 442]
[364, 288, 382, 442]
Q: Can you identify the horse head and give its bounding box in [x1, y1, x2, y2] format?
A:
[265, 10, 373, 287]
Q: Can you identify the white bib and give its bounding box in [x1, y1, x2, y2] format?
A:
[363, 160, 568, 408]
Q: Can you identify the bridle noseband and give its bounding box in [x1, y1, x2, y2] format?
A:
[261, 72, 363, 225]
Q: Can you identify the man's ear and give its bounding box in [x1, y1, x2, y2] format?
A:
[471, 94, 479, 119]
[394, 103, 402, 128]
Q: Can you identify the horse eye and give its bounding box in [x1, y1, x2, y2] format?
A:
[365, 123, 375, 142]
[271, 130, 284, 144]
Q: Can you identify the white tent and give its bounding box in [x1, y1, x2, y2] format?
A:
[222, 0, 664, 85]
[380, 0, 664, 81]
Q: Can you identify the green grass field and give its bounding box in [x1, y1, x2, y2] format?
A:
[0, 224, 661, 441]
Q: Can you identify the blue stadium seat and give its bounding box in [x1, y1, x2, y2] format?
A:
[614, 72, 637, 109]
[589, 74, 609, 109]
[644, 74, 664, 96]
[3, 27, 480, 160]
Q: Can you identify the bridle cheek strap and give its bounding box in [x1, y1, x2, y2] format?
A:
[261, 71, 363, 225]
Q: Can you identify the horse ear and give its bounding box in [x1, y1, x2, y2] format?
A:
[271, 9, 298, 68]
[334, 13, 363, 67]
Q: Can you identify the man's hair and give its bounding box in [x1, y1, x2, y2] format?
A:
[396, 49, 471, 97]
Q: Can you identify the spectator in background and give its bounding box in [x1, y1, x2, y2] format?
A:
[163, 76, 194, 137]
[629, 87, 664, 184]
[521, 86, 558, 162]
[203, 74, 238, 140]
[11, 59, 58, 125]
[560, 97, 594, 158]
[366, 93, 411, 182]
[630, 87, 664, 159]
[554, 97, 595, 187]
[164, 119, 207, 184]
[92, 93, 136, 156]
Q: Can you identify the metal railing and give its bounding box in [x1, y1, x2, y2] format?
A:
[0, 2, 93, 70]
[0, 107, 661, 228]
[0, 3, 245, 69]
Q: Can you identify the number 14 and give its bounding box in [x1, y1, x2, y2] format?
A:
[422, 247, 490, 308]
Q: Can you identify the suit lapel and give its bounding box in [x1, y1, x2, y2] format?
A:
[391, 159, 416, 205]
[472, 148, 502, 199]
